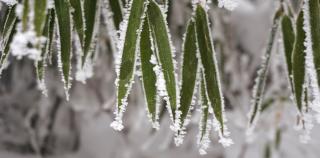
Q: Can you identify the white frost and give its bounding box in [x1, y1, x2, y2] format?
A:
[218, 0, 239, 11]
[0, 0, 17, 6]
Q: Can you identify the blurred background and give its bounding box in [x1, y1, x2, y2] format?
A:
[0, 0, 319, 158]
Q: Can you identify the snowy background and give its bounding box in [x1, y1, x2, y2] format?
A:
[0, 0, 320, 158]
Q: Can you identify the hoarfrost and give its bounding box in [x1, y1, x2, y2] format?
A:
[0, 0, 16, 6]
[218, 0, 239, 11]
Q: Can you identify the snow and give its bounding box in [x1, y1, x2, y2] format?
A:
[0, 0, 16, 6]
[10, 30, 43, 61]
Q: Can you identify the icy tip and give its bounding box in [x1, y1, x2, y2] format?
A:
[110, 120, 124, 131]
[174, 134, 184, 146]
[199, 148, 207, 155]
[219, 137, 234, 147]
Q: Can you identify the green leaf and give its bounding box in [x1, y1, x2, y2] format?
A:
[178, 19, 198, 127]
[292, 11, 306, 112]
[37, 9, 56, 82]
[54, 0, 72, 97]
[147, 0, 177, 120]
[109, 0, 123, 30]
[0, 5, 16, 41]
[195, 4, 225, 133]
[0, 19, 17, 70]
[248, 8, 282, 127]
[22, 0, 29, 31]
[281, 15, 295, 89]
[199, 76, 209, 142]
[34, 0, 47, 36]
[82, 0, 98, 65]
[140, 15, 158, 125]
[70, 0, 84, 46]
[116, 0, 145, 115]
[306, 0, 320, 88]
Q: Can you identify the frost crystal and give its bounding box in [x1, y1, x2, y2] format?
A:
[218, 0, 239, 11]
[10, 31, 43, 61]
[0, 0, 17, 6]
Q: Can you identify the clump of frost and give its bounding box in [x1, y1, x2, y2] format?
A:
[76, 59, 93, 84]
[0, 0, 17, 6]
[218, 0, 238, 11]
[197, 119, 212, 155]
[38, 79, 48, 96]
[10, 30, 44, 61]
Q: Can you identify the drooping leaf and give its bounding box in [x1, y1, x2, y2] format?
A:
[195, 4, 225, 133]
[0, 5, 16, 42]
[281, 14, 295, 89]
[177, 19, 198, 127]
[248, 7, 283, 127]
[54, 0, 72, 98]
[36, 9, 56, 83]
[140, 15, 158, 127]
[109, 0, 123, 30]
[112, 0, 146, 130]
[305, 0, 320, 89]
[70, 0, 84, 45]
[199, 76, 209, 142]
[0, 19, 17, 70]
[34, 0, 47, 36]
[46, 9, 56, 64]
[292, 11, 306, 112]
[22, 0, 29, 31]
[82, 0, 98, 65]
[147, 0, 177, 120]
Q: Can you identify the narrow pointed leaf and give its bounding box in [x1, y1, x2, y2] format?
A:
[248, 8, 283, 126]
[34, 0, 47, 36]
[109, 0, 123, 30]
[281, 15, 295, 88]
[82, 0, 98, 65]
[178, 19, 198, 126]
[115, 0, 145, 123]
[306, 0, 320, 88]
[140, 15, 158, 125]
[0, 5, 16, 42]
[147, 0, 177, 120]
[0, 19, 17, 69]
[195, 5, 225, 133]
[70, 0, 84, 45]
[37, 9, 56, 82]
[22, 0, 29, 31]
[292, 11, 306, 112]
[54, 0, 72, 94]
[199, 76, 209, 141]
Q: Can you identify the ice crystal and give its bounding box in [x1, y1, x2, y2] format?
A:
[0, 0, 17, 6]
[10, 30, 43, 61]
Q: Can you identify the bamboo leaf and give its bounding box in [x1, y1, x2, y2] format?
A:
[147, 0, 177, 120]
[199, 76, 209, 142]
[37, 9, 56, 84]
[281, 15, 295, 89]
[140, 15, 159, 127]
[0, 19, 17, 70]
[248, 7, 282, 128]
[34, 0, 47, 36]
[177, 19, 198, 127]
[112, 0, 146, 130]
[0, 5, 16, 41]
[82, 0, 98, 65]
[109, 0, 123, 30]
[292, 11, 306, 112]
[54, 0, 72, 98]
[195, 4, 225, 134]
[22, 0, 29, 31]
[70, 0, 84, 45]
[306, 0, 320, 88]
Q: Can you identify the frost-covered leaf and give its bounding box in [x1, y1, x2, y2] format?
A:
[82, 0, 98, 65]
[248, 7, 282, 128]
[0, 5, 17, 69]
[197, 76, 212, 155]
[22, 0, 30, 31]
[70, 0, 84, 46]
[292, 11, 306, 112]
[108, 0, 123, 30]
[281, 14, 295, 89]
[140, 15, 159, 128]
[111, 0, 146, 131]
[147, 0, 177, 121]
[195, 4, 225, 134]
[36, 8, 55, 94]
[34, 0, 47, 36]
[54, 0, 72, 99]
[0, 19, 17, 70]
[177, 19, 198, 128]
